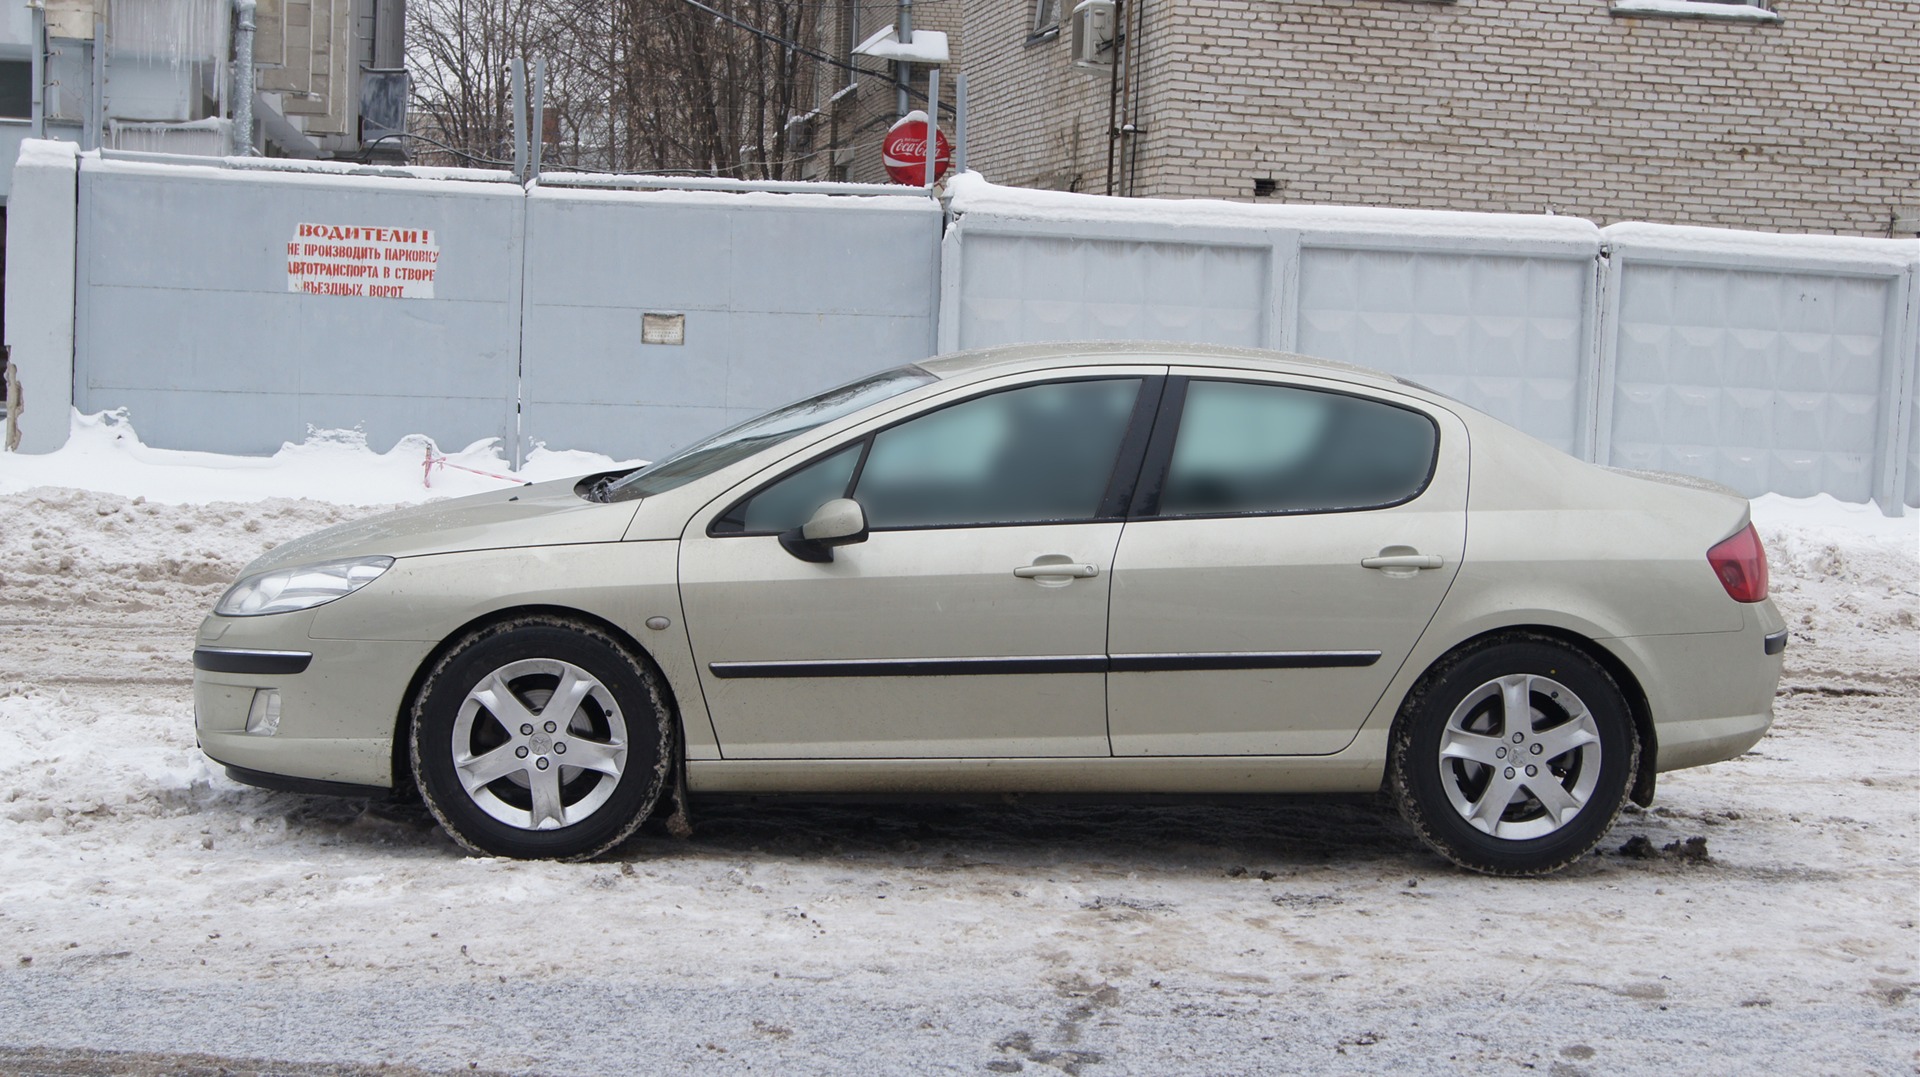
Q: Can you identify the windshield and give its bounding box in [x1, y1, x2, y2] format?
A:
[601, 365, 938, 502]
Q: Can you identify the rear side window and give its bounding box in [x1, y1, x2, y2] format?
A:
[1156, 380, 1436, 516]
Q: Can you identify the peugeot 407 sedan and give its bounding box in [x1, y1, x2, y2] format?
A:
[193, 342, 1786, 875]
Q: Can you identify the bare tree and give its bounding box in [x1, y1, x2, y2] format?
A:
[407, 0, 826, 179]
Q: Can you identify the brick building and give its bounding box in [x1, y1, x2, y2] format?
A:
[814, 0, 1918, 237]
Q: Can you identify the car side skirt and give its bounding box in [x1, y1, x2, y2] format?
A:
[684, 755, 1385, 796]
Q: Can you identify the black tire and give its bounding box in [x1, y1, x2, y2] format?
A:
[409, 615, 673, 860]
[1388, 633, 1638, 876]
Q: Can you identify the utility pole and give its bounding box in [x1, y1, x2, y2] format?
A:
[896, 0, 912, 117]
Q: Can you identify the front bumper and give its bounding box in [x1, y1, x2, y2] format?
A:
[193, 611, 434, 790]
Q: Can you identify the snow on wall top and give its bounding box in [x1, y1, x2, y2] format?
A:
[15, 138, 79, 169]
[529, 180, 940, 214]
[945, 174, 1920, 271]
[1603, 222, 1919, 274]
[82, 147, 522, 194]
[943, 172, 1602, 248]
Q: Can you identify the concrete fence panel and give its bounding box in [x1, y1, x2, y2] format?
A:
[72, 154, 525, 455]
[940, 178, 1917, 511]
[1292, 244, 1597, 456]
[939, 220, 1274, 352]
[520, 180, 942, 462]
[1597, 225, 1919, 510]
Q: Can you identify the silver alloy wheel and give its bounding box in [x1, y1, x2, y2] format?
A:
[450, 658, 630, 831]
[1436, 673, 1602, 840]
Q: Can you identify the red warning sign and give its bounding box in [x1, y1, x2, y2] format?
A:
[287, 224, 440, 299]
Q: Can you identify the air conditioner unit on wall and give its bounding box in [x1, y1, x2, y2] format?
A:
[1071, 0, 1117, 71]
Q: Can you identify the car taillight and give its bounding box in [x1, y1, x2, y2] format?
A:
[1707, 523, 1769, 603]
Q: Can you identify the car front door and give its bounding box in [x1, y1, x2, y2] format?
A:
[1106, 372, 1468, 756]
[678, 368, 1164, 759]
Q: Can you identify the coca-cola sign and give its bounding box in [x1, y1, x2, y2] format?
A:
[882, 113, 952, 186]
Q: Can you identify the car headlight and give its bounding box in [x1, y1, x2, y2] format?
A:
[215, 556, 395, 617]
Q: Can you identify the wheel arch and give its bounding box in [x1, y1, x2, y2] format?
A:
[386, 603, 688, 798]
[1394, 624, 1658, 808]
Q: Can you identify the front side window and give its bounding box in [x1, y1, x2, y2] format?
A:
[716, 378, 1142, 533]
[1156, 380, 1436, 517]
[857, 378, 1140, 528]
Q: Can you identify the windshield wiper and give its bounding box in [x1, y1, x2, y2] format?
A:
[582, 475, 618, 503]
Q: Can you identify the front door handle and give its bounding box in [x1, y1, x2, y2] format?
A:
[1014, 561, 1099, 579]
[1361, 552, 1444, 570]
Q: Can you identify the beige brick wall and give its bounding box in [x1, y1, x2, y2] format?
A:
[952, 0, 1919, 236]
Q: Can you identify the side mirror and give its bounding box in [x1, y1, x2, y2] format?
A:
[779, 498, 869, 563]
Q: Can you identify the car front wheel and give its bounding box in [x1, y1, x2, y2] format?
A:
[410, 616, 673, 860]
[1389, 635, 1638, 876]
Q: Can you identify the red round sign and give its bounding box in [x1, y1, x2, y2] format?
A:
[882, 116, 952, 186]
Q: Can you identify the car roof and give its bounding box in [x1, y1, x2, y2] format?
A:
[915, 340, 1420, 390]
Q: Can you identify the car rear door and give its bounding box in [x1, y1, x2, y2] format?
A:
[1105, 371, 1469, 755]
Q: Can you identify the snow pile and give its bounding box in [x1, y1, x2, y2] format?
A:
[1752, 494, 1919, 665]
[0, 408, 641, 505]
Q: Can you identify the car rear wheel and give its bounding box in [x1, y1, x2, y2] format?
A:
[1389, 635, 1638, 876]
[410, 616, 672, 860]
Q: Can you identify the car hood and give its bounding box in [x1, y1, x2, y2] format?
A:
[244, 478, 643, 573]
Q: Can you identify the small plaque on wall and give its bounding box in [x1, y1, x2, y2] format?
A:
[642, 312, 686, 345]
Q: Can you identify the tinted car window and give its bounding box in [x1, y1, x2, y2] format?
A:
[1157, 380, 1436, 516]
[855, 379, 1141, 529]
[714, 444, 863, 534]
[605, 366, 934, 502]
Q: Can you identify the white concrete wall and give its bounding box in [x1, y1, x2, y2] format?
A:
[940, 181, 1920, 510]
[4, 140, 78, 453]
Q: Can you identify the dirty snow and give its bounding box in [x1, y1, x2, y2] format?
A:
[0, 426, 1914, 1074]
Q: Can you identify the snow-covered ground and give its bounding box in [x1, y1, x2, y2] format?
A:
[0, 422, 1914, 1075]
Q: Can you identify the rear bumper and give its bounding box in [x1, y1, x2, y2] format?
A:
[1603, 599, 1786, 774]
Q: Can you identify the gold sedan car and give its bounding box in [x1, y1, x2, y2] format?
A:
[193, 343, 1786, 874]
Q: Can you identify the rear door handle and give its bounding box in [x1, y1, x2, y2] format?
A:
[1013, 562, 1099, 579]
[1361, 553, 1443, 570]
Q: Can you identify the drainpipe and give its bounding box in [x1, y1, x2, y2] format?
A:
[232, 0, 256, 156]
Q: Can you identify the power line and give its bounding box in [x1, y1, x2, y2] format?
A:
[670, 0, 953, 116]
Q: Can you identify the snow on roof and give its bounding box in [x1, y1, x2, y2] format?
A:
[852, 24, 950, 64]
[1610, 0, 1784, 22]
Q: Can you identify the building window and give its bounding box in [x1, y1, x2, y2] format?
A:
[1610, 0, 1783, 23]
[0, 61, 29, 120]
[1029, 0, 1061, 42]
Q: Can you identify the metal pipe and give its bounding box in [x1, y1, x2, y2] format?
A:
[953, 72, 967, 175]
[232, 0, 256, 156]
[29, 3, 43, 137]
[1104, 0, 1123, 195]
[88, 15, 104, 150]
[924, 66, 939, 187]
[1120, 0, 1144, 195]
[896, 0, 912, 117]
[530, 56, 546, 180]
[509, 58, 528, 182]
